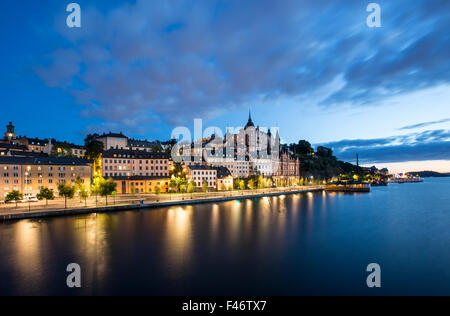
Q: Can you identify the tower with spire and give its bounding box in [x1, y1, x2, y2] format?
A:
[4, 121, 17, 142]
[245, 110, 255, 129]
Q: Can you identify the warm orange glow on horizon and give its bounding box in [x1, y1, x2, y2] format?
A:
[365, 160, 450, 174]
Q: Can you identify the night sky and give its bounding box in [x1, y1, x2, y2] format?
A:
[1, 0, 449, 172]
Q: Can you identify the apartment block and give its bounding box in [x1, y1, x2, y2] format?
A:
[0, 156, 93, 200]
[102, 149, 172, 178]
[187, 165, 218, 190]
[111, 176, 170, 194]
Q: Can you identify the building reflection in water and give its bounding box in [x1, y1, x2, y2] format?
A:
[71, 213, 111, 293]
[2, 190, 336, 294]
[210, 204, 220, 246]
[13, 221, 44, 293]
[164, 206, 194, 279]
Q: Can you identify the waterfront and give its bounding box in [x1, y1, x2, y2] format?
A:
[0, 178, 449, 296]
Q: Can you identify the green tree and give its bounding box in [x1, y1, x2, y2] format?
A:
[154, 185, 161, 195]
[234, 178, 241, 190]
[316, 146, 333, 158]
[79, 186, 89, 207]
[58, 183, 76, 209]
[74, 177, 85, 203]
[239, 180, 245, 190]
[202, 180, 208, 193]
[99, 178, 117, 206]
[84, 134, 104, 160]
[91, 176, 103, 206]
[248, 179, 255, 190]
[5, 190, 22, 208]
[172, 162, 186, 179]
[169, 176, 178, 193]
[296, 140, 314, 155]
[258, 175, 265, 189]
[180, 184, 187, 193]
[220, 183, 226, 191]
[187, 181, 196, 194]
[36, 187, 55, 206]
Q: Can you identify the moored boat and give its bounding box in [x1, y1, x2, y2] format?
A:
[389, 177, 424, 184]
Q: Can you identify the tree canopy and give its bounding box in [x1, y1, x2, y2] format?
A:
[58, 183, 76, 208]
[84, 134, 104, 160]
[5, 190, 22, 207]
[37, 187, 55, 206]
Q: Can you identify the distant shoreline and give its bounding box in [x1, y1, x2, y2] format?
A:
[406, 171, 450, 178]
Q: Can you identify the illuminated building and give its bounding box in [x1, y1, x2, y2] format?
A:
[102, 149, 172, 178]
[0, 156, 93, 199]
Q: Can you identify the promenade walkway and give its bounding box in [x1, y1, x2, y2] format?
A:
[0, 186, 324, 221]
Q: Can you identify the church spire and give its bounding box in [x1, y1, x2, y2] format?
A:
[245, 110, 255, 129]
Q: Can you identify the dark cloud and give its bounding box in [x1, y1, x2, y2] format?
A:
[36, 0, 450, 132]
[322, 130, 450, 164]
[399, 118, 450, 130]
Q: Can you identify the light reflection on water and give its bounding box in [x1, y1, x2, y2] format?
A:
[164, 207, 194, 279]
[1, 178, 450, 295]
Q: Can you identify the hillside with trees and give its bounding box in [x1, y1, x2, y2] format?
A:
[285, 140, 364, 181]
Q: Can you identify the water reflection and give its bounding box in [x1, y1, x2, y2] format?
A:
[5, 182, 449, 295]
[13, 221, 44, 293]
[164, 206, 194, 278]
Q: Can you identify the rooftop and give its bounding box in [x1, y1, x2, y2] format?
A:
[0, 143, 28, 151]
[96, 132, 128, 139]
[102, 149, 170, 159]
[188, 164, 218, 171]
[0, 156, 93, 166]
[128, 138, 159, 148]
[215, 166, 232, 178]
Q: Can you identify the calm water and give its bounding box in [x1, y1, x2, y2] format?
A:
[1, 178, 450, 296]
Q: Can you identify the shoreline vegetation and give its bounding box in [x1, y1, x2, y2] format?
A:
[286, 140, 386, 181]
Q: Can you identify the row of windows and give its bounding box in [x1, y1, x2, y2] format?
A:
[194, 181, 215, 187]
[2, 173, 82, 178]
[192, 177, 215, 181]
[2, 166, 83, 171]
[2, 166, 19, 171]
[104, 159, 168, 165]
[192, 171, 216, 176]
[1, 179, 82, 192]
[2, 173, 19, 177]
[104, 166, 168, 171]
[103, 172, 169, 177]
[2, 176, 85, 185]
[131, 182, 169, 187]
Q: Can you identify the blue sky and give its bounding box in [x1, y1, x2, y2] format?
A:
[1, 0, 449, 172]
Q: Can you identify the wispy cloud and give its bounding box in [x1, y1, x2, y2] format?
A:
[34, 0, 450, 133]
[322, 129, 450, 164]
[398, 118, 450, 130]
